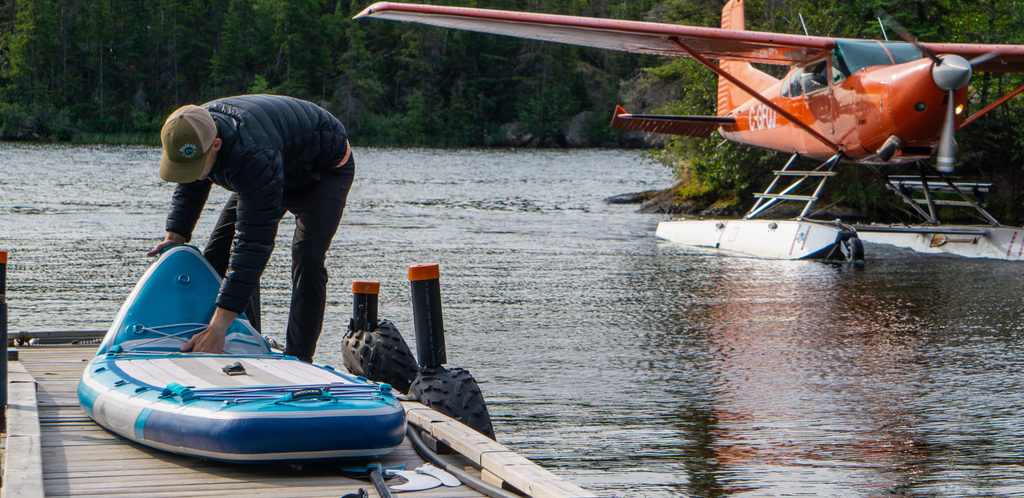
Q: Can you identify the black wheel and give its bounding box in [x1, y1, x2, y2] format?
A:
[840, 237, 864, 262]
[342, 320, 419, 395]
[410, 365, 496, 440]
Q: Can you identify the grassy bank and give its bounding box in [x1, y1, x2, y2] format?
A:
[68, 132, 161, 146]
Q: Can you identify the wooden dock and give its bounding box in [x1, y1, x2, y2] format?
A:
[2, 345, 595, 498]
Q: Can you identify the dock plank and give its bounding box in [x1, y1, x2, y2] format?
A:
[8, 346, 490, 498]
[4, 360, 46, 498]
[8, 345, 594, 498]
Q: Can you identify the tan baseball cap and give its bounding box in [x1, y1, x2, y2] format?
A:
[159, 105, 218, 183]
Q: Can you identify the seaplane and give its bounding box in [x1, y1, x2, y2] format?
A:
[356, 0, 1024, 261]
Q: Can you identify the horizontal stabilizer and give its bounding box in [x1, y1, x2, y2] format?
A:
[610, 106, 734, 138]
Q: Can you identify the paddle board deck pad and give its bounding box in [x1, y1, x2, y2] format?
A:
[78, 245, 406, 463]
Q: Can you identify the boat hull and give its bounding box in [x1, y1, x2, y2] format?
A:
[656, 219, 856, 260]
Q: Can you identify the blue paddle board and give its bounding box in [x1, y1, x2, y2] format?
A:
[78, 245, 406, 463]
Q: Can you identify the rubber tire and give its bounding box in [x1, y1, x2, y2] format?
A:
[342, 320, 419, 395]
[841, 237, 865, 262]
[410, 365, 496, 440]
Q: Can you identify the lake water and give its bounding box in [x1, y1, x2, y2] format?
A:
[2, 144, 1023, 497]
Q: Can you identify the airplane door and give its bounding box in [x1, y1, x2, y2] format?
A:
[800, 60, 837, 144]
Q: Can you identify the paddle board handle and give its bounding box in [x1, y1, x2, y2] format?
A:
[408, 264, 446, 367]
[351, 281, 380, 332]
[274, 388, 336, 404]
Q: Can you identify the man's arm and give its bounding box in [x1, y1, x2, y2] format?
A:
[179, 306, 237, 354]
[146, 231, 187, 257]
[148, 180, 213, 257]
[166, 180, 214, 242]
[215, 149, 285, 314]
[180, 150, 283, 355]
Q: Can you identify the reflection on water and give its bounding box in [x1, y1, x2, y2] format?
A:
[621, 252, 1024, 497]
[2, 143, 1024, 497]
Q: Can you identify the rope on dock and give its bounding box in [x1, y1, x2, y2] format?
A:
[406, 425, 520, 498]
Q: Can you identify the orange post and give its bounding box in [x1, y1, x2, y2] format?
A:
[408, 264, 446, 367]
[351, 281, 380, 332]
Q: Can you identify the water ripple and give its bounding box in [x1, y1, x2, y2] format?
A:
[3, 144, 1023, 497]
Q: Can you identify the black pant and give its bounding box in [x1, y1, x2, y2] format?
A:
[203, 157, 355, 362]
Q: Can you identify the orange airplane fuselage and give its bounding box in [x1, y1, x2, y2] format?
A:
[721, 54, 967, 165]
[357, 0, 1024, 171]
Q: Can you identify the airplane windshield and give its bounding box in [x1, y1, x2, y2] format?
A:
[832, 39, 925, 78]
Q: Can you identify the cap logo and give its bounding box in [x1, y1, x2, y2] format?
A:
[180, 143, 198, 159]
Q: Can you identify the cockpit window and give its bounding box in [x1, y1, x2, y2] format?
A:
[788, 69, 802, 98]
[801, 60, 829, 94]
[832, 39, 926, 78]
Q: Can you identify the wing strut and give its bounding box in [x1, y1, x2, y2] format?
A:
[668, 37, 839, 152]
[958, 81, 1024, 130]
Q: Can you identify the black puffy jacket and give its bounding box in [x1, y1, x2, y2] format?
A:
[165, 95, 350, 313]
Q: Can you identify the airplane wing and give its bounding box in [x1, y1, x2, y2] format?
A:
[355, 3, 1024, 72]
[920, 42, 1024, 73]
[354, 2, 834, 65]
[610, 106, 734, 138]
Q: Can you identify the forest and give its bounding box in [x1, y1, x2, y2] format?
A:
[3, 0, 1024, 222]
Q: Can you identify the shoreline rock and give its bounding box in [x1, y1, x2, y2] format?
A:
[603, 181, 701, 215]
[605, 181, 865, 219]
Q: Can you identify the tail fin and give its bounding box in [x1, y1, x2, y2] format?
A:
[716, 0, 778, 117]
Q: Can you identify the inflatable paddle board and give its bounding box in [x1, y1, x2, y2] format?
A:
[78, 245, 406, 463]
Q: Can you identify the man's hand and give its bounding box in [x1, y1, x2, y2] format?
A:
[147, 231, 187, 257]
[180, 307, 238, 354]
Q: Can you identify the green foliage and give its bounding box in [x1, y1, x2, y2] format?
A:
[0, 101, 29, 136]
[0, 0, 652, 144]
[248, 75, 272, 95]
[645, 132, 782, 207]
[1, 0, 1024, 221]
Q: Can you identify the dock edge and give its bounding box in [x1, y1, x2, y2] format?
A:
[402, 401, 597, 498]
[2, 359, 45, 498]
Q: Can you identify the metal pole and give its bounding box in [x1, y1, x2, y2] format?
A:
[8, 330, 106, 344]
[863, 164, 938, 224]
[929, 161, 1003, 227]
[2, 250, 8, 424]
[917, 162, 938, 223]
[746, 153, 798, 218]
[797, 154, 843, 219]
[408, 264, 446, 368]
[351, 281, 380, 332]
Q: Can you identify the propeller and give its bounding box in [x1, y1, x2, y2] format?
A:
[931, 55, 971, 172]
[875, 10, 940, 64]
[878, 10, 999, 172]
